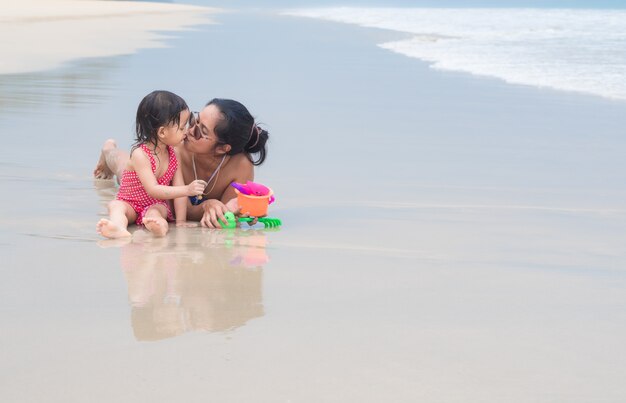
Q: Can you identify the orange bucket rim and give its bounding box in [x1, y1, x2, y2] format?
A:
[234, 188, 273, 199]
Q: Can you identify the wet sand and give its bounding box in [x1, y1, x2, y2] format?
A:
[1, 3, 626, 403]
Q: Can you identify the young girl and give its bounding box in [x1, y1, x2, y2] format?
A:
[97, 90, 206, 238]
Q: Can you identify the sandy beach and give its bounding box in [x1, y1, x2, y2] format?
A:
[1, 2, 626, 402]
[0, 0, 218, 75]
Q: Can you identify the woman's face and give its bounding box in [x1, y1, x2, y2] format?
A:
[183, 104, 222, 154]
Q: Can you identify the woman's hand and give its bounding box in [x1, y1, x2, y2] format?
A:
[224, 198, 257, 226]
[200, 199, 229, 228]
[186, 180, 207, 196]
[225, 198, 239, 213]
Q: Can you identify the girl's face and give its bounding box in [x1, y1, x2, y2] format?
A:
[160, 109, 191, 147]
[183, 104, 224, 155]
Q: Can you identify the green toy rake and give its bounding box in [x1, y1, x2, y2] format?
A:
[220, 212, 282, 229]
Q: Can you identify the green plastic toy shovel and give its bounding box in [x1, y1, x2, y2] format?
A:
[219, 212, 282, 229]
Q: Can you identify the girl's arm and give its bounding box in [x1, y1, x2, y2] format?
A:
[172, 162, 189, 225]
[132, 148, 205, 200]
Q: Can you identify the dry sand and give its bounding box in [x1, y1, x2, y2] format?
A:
[0, 0, 219, 75]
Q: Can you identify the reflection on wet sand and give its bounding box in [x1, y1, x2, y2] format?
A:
[102, 227, 270, 341]
[0, 58, 121, 114]
[0, 1, 217, 115]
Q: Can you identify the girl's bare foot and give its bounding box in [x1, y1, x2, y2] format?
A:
[97, 218, 131, 239]
[143, 216, 169, 237]
[93, 139, 117, 179]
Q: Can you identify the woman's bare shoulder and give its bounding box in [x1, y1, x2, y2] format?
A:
[231, 153, 253, 166]
[226, 154, 254, 181]
[228, 153, 254, 171]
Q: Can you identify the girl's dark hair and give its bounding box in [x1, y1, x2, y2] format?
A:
[207, 98, 268, 165]
[134, 90, 188, 149]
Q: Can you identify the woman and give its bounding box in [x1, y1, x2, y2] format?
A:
[94, 98, 269, 228]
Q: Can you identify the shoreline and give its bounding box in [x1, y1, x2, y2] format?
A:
[282, 7, 626, 103]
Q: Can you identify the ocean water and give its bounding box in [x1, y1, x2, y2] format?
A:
[284, 7, 626, 101]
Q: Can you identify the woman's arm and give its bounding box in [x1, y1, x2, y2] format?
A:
[200, 199, 229, 228]
[132, 149, 206, 200]
[200, 158, 255, 228]
[220, 157, 254, 204]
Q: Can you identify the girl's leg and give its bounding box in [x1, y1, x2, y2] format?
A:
[97, 200, 136, 238]
[94, 139, 129, 184]
[143, 204, 169, 237]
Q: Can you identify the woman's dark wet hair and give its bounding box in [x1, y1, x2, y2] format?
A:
[207, 98, 268, 165]
[134, 90, 188, 149]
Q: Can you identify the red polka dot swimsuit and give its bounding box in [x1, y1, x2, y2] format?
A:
[116, 143, 178, 225]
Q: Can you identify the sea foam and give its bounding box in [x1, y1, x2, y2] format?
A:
[283, 8, 626, 101]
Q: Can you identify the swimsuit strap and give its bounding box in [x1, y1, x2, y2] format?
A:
[193, 153, 227, 185]
[167, 145, 177, 170]
[191, 153, 228, 200]
[139, 143, 157, 173]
